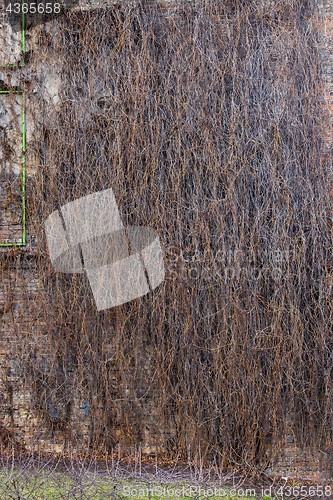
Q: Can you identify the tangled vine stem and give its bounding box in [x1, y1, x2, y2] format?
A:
[1, 0, 333, 473]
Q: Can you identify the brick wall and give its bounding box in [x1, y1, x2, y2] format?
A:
[319, 0, 333, 156]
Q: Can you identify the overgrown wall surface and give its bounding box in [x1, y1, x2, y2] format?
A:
[0, 0, 333, 479]
[318, 0, 333, 166]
